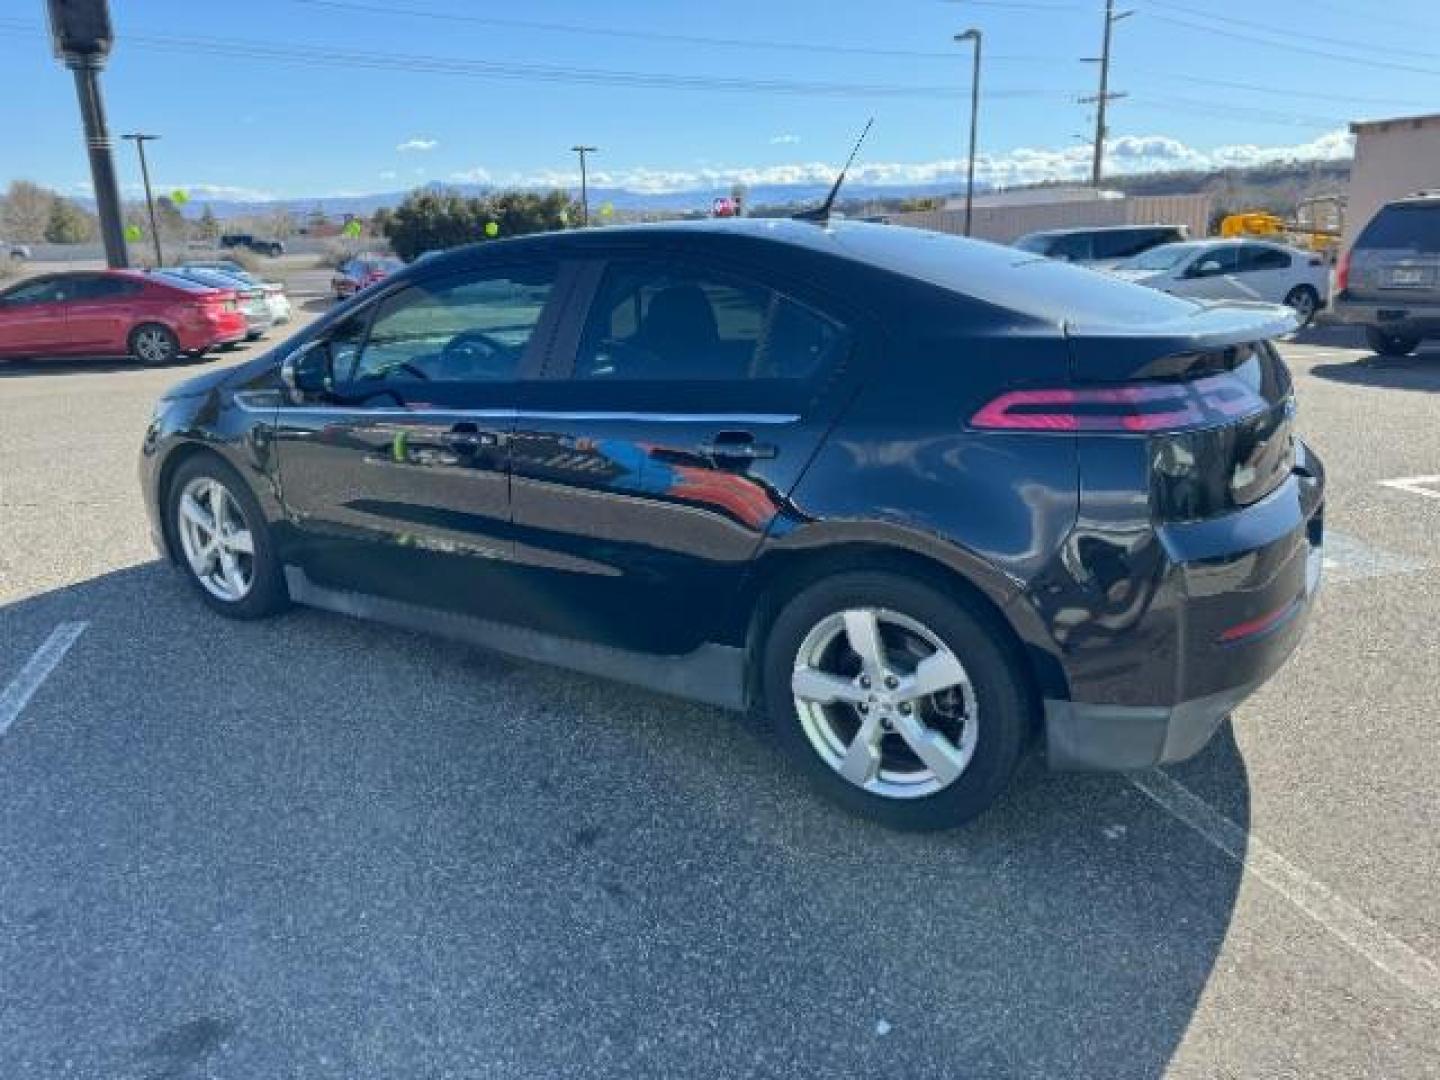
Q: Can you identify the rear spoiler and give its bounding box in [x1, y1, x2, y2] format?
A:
[1063, 301, 1298, 383]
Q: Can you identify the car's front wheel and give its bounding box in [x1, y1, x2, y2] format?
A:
[168, 455, 289, 619]
[129, 323, 180, 366]
[762, 571, 1030, 831]
[1365, 326, 1421, 358]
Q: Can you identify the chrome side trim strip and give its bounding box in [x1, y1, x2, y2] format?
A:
[251, 400, 798, 425]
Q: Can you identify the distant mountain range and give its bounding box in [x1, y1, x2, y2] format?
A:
[88, 180, 975, 221]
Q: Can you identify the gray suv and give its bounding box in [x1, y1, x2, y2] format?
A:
[1334, 193, 1440, 357]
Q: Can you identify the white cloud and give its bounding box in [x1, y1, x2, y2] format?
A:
[770, 134, 801, 145]
[396, 138, 438, 152]
[481, 128, 1354, 195]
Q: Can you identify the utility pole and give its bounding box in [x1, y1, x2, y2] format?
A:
[571, 145, 597, 226]
[123, 133, 163, 267]
[955, 29, 982, 238]
[1080, 0, 1131, 188]
[47, 0, 128, 267]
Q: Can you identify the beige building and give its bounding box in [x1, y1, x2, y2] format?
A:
[1343, 113, 1440, 254]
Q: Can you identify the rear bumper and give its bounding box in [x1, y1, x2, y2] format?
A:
[1332, 296, 1440, 336]
[1044, 442, 1325, 771]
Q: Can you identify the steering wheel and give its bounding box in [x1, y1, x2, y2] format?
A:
[439, 330, 517, 379]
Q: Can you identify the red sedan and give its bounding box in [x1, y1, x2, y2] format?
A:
[0, 270, 248, 365]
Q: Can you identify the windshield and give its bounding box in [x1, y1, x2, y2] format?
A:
[1357, 204, 1440, 254]
[1014, 234, 1052, 254]
[1121, 244, 1197, 271]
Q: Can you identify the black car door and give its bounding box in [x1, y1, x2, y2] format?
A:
[271, 261, 568, 614]
[507, 253, 864, 655]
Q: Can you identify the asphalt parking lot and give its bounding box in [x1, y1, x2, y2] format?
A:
[1, 319, 1438, 1078]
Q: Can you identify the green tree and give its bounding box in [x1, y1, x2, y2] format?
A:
[44, 197, 95, 243]
[155, 196, 187, 243]
[382, 187, 579, 261]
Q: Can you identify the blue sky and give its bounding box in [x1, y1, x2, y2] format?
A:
[1, 0, 1436, 202]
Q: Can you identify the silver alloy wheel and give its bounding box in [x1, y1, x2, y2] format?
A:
[176, 477, 256, 602]
[1285, 288, 1317, 325]
[791, 607, 979, 799]
[134, 326, 175, 364]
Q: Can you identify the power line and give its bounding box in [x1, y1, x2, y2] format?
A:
[1140, 0, 1440, 62]
[1139, 8, 1440, 77]
[1125, 64, 1433, 111]
[287, 0, 1063, 63]
[0, 20, 1062, 100]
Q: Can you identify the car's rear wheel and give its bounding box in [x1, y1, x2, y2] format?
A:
[762, 571, 1030, 831]
[1365, 326, 1421, 358]
[129, 323, 179, 366]
[1283, 285, 1320, 327]
[168, 455, 289, 619]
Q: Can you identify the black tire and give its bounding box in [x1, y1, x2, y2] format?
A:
[761, 571, 1031, 831]
[1365, 326, 1421, 358]
[129, 322, 180, 366]
[166, 454, 290, 620]
[1283, 285, 1320, 328]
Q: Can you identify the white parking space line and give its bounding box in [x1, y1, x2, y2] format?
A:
[1378, 475, 1440, 502]
[1322, 530, 1427, 586]
[1132, 769, 1440, 1010]
[0, 622, 89, 738]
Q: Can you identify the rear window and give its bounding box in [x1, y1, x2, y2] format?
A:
[1356, 204, 1440, 254]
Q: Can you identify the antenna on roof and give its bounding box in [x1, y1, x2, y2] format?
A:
[793, 117, 873, 224]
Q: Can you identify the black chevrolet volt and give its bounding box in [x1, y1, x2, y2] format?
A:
[140, 220, 1324, 830]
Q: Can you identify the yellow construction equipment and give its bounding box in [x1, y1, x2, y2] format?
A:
[1219, 196, 1344, 255]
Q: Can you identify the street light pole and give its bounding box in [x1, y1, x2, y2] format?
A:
[571, 145, 597, 226]
[955, 29, 982, 238]
[123, 133, 163, 267]
[47, 0, 128, 267]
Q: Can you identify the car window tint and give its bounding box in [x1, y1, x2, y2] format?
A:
[1048, 233, 1091, 261]
[74, 276, 140, 299]
[347, 266, 556, 384]
[2, 279, 63, 305]
[1193, 247, 1238, 276]
[1356, 204, 1440, 253]
[1239, 246, 1291, 272]
[1093, 230, 1149, 260]
[575, 262, 844, 382]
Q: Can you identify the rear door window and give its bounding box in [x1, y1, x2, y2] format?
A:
[1, 279, 65, 306]
[1356, 204, 1440, 253]
[1094, 230, 1153, 261]
[573, 262, 847, 383]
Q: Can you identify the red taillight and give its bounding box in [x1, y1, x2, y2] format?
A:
[1336, 248, 1352, 293]
[971, 373, 1268, 434]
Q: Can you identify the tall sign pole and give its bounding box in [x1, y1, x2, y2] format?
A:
[48, 0, 127, 268]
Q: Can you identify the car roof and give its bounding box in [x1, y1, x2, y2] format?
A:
[415, 218, 1200, 329]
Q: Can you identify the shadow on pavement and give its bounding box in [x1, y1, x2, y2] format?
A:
[0, 354, 215, 378]
[0, 562, 1251, 1079]
[1310, 350, 1440, 393]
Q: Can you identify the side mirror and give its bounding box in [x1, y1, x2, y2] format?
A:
[281, 339, 334, 399]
